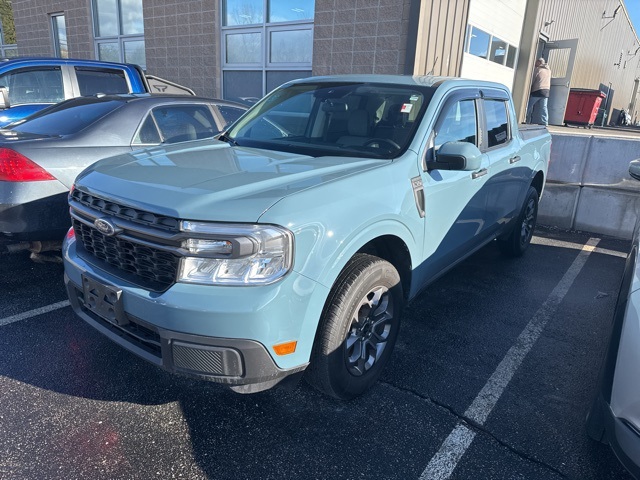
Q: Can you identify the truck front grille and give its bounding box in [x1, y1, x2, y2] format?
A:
[69, 190, 183, 290]
[73, 219, 179, 288]
[71, 189, 180, 232]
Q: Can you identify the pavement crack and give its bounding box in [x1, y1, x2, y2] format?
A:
[379, 380, 568, 478]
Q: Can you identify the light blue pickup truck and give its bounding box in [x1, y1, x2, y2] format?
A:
[62, 75, 551, 399]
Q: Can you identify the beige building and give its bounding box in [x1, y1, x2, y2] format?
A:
[514, 0, 640, 125]
[5, 0, 640, 125]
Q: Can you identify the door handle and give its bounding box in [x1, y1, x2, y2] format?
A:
[509, 155, 521, 164]
[471, 168, 488, 179]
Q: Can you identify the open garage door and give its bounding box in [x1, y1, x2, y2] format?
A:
[543, 38, 578, 125]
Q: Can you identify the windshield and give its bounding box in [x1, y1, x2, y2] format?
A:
[6, 97, 125, 136]
[226, 82, 436, 159]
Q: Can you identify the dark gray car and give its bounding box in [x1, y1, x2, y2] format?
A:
[0, 94, 247, 248]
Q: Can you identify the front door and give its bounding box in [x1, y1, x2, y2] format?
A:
[542, 38, 578, 125]
[414, 95, 492, 291]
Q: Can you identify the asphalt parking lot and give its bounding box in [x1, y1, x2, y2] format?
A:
[0, 227, 635, 480]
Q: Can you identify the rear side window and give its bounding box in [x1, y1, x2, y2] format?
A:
[149, 105, 218, 144]
[132, 115, 161, 144]
[434, 99, 477, 149]
[0, 67, 64, 105]
[10, 99, 123, 135]
[76, 68, 129, 95]
[484, 100, 510, 148]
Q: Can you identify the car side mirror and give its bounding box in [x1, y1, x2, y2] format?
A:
[629, 159, 640, 181]
[432, 141, 482, 171]
[0, 86, 10, 109]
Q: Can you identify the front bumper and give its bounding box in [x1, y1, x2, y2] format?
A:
[63, 237, 329, 392]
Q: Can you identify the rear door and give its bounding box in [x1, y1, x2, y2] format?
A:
[415, 89, 492, 287]
[480, 91, 526, 234]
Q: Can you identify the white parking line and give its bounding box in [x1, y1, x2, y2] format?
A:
[0, 300, 70, 327]
[531, 236, 626, 258]
[419, 237, 601, 480]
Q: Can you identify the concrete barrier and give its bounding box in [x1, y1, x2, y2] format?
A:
[539, 133, 640, 239]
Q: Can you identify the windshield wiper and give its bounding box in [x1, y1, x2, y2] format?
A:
[218, 133, 239, 146]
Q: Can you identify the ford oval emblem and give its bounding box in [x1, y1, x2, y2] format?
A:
[94, 218, 116, 236]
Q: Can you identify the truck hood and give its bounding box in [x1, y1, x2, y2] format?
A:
[75, 140, 388, 222]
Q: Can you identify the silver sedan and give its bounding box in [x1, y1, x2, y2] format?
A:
[0, 94, 247, 250]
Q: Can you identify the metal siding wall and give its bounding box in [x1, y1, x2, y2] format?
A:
[536, 0, 640, 120]
[414, 0, 469, 76]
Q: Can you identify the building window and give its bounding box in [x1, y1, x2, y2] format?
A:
[51, 14, 68, 58]
[467, 26, 490, 58]
[221, 0, 315, 104]
[92, 0, 145, 68]
[0, 9, 17, 58]
[465, 25, 518, 70]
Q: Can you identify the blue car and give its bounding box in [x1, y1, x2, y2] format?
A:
[0, 57, 193, 126]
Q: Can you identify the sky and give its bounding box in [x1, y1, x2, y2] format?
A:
[626, 0, 640, 36]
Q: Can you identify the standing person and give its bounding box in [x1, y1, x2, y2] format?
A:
[526, 58, 551, 125]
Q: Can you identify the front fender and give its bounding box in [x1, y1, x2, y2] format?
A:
[313, 218, 419, 289]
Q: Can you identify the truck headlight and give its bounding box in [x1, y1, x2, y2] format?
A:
[177, 221, 293, 285]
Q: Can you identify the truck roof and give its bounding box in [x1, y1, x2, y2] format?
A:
[285, 74, 510, 92]
[0, 57, 141, 70]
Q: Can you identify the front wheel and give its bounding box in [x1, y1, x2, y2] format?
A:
[305, 254, 403, 400]
[498, 186, 539, 257]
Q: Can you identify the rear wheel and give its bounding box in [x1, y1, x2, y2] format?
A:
[305, 254, 403, 400]
[498, 186, 539, 257]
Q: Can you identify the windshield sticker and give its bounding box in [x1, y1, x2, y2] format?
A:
[410, 95, 419, 101]
[401, 103, 413, 113]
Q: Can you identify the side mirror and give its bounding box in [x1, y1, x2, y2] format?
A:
[629, 159, 640, 181]
[432, 141, 482, 171]
[0, 86, 9, 109]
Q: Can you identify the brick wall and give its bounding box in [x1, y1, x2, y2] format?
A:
[143, 0, 218, 97]
[313, 0, 413, 75]
[12, 0, 93, 58]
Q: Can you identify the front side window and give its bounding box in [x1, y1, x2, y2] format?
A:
[0, 68, 64, 105]
[435, 99, 477, 149]
[222, 0, 314, 104]
[93, 0, 145, 68]
[484, 100, 509, 148]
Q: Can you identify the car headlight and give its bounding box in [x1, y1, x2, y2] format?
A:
[177, 221, 294, 285]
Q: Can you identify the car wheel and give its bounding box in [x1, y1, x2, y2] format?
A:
[498, 186, 539, 257]
[305, 254, 403, 400]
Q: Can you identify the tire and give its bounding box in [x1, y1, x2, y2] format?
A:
[305, 254, 404, 400]
[498, 186, 539, 257]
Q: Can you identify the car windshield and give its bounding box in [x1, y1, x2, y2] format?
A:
[225, 81, 436, 159]
[7, 97, 125, 136]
